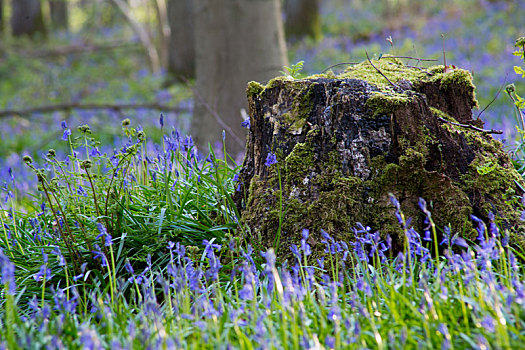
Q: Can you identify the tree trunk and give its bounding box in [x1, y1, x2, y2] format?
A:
[0, 0, 4, 33]
[284, 0, 321, 42]
[49, 0, 69, 30]
[234, 58, 525, 259]
[11, 0, 47, 38]
[192, 0, 288, 158]
[167, 0, 194, 81]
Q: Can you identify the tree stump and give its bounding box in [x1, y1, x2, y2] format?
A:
[234, 57, 525, 259]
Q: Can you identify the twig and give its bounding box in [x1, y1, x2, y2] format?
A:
[437, 117, 502, 134]
[365, 51, 398, 88]
[1, 41, 140, 58]
[321, 62, 359, 73]
[476, 74, 508, 119]
[191, 87, 245, 148]
[379, 55, 438, 62]
[108, 0, 161, 73]
[405, 65, 433, 75]
[0, 102, 190, 118]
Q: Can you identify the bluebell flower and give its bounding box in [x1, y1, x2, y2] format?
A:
[96, 223, 112, 246]
[241, 118, 251, 129]
[92, 245, 107, 267]
[160, 113, 164, 128]
[0, 249, 16, 295]
[62, 128, 71, 141]
[325, 336, 336, 349]
[470, 215, 486, 242]
[34, 264, 52, 282]
[264, 152, 277, 167]
[78, 324, 102, 350]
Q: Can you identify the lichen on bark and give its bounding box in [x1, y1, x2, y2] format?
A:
[234, 56, 525, 260]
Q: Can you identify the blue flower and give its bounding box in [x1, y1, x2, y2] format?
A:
[62, 128, 71, 141]
[241, 118, 251, 129]
[96, 223, 112, 246]
[264, 152, 277, 167]
[0, 249, 16, 295]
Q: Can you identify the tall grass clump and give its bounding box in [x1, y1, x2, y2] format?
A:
[0, 40, 525, 349]
[0, 116, 240, 307]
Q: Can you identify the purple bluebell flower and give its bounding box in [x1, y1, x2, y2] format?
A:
[51, 246, 66, 266]
[487, 211, 499, 237]
[241, 118, 251, 129]
[325, 336, 336, 349]
[471, 215, 486, 242]
[92, 245, 107, 267]
[437, 324, 451, 350]
[160, 113, 164, 128]
[96, 223, 112, 246]
[34, 263, 52, 282]
[264, 152, 277, 167]
[480, 315, 495, 332]
[78, 324, 103, 350]
[0, 249, 16, 295]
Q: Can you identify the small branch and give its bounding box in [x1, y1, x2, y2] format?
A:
[405, 65, 433, 75]
[380, 55, 438, 62]
[1, 41, 140, 58]
[0, 102, 190, 119]
[108, 0, 161, 74]
[321, 62, 359, 73]
[191, 87, 245, 148]
[365, 51, 398, 88]
[476, 74, 508, 119]
[437, 117, 502, 134]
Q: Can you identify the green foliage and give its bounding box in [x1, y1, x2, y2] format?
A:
[280, 60, 305, 79]
[1, 124, 240, 306]
[506, 38, 525, 173]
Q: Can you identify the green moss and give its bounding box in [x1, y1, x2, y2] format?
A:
[246, 81, 264, 97]
[430, 107, 457, 123]
[284, 142, 315, 185]
[266, 76, 293, 90]
[462, 128, 504, 154]
[365, 92, 412, 118]
[336, 56, 428, 90]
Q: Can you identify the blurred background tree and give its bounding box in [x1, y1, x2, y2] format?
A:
[191, 0, 287, 156]
[49, 0, 69, 31]
[167, 0, 194, 81]
[0, 0, 4, 34]
[284, 0, 321, 42]
[11, 0, 47, 38]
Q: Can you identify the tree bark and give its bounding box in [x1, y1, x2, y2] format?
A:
[11, 0, 47, 38]
[0, 0, 4, 33]
[284, 0, 321, 42]
[234, 58, 525, 259]
[166, 0, 194, 81]
[49, 0, 69, 30]
[192, 0, 288, 158]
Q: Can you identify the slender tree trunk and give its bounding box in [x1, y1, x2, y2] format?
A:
[49, 0, 69, 30]
[166, 0, 195, 81]
[192, 0, 287, 158]
[11, 0, 47, 38]
[0, 0, 4, 33]
[284, 0, 321, 42]
[153, 0, 169, 69]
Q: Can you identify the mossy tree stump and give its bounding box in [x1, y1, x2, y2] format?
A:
[234, 57, 525, 259]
